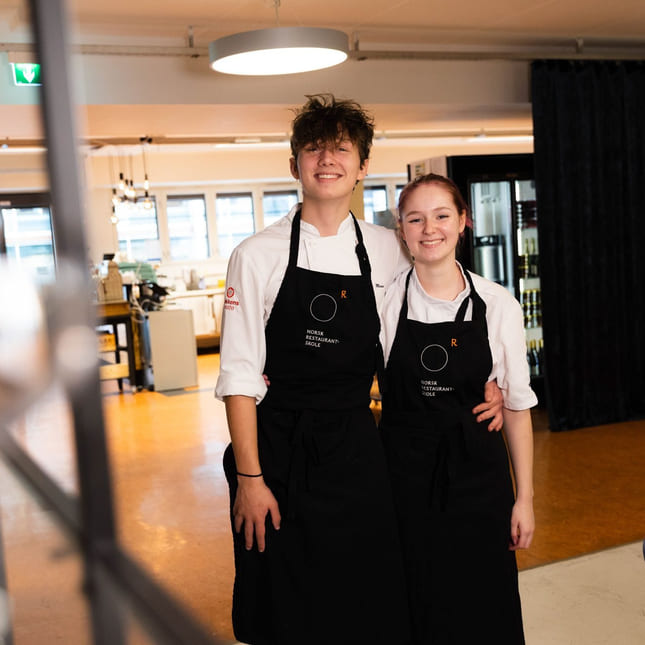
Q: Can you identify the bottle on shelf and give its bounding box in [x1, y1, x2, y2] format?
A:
[520, 238, 531, 279]
[526, 340, 536, 375]
[520, 288, 543, 330]
[529, 237, 540, 277]
[530, 288, 542, 328]
[526, 339, 542, 377]
[517, 200, 538, 229]
[521, 287, 546, 330]
[531, 339, 541, 376]
[523, 298, 532, 328]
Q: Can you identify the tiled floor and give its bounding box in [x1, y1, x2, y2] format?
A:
[520, 541, 645, 644]
[1, 351, 644, 644]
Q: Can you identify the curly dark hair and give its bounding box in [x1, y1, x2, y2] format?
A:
[290, 94, 374, 164]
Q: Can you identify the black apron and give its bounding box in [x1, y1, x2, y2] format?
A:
[380, 268, 525, 645]
[224, 211, 410, 645]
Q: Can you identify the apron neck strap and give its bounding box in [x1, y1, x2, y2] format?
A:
[288, 208, 302, 270]
[288, 209, 371, 279]
[351, 213, 372, 278]
[455, 270, 488, 323]
[454, 271, 472, 322]
[396, 267, 414, 330]
[399, 267, 486, 325]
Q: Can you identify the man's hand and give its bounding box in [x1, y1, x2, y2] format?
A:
[472, 380, 504, 431]
[233, 477, 281, 552]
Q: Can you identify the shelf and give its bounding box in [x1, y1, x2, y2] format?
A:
[519, 276, 541, 288]
[96, 303, 137, 393]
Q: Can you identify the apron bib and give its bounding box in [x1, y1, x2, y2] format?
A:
[380, 267, 525, 645]
[224, 211, 410, 645]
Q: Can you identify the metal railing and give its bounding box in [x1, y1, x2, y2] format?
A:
[0, 2, 225, 643]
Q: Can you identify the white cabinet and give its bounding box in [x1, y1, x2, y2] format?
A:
[147, 310, 198, 391]
[165, 288, 224, 349]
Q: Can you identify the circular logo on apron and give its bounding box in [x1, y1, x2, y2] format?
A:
[309, 293, 337, 322]
[420, 344, 449, 372]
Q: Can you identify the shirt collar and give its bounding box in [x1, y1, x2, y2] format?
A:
[411, 261, 471, 303]
[287, 204, 354, 237]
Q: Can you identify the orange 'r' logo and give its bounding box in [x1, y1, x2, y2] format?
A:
[451, 338, 458, 347]
[340, 290, 347, 299]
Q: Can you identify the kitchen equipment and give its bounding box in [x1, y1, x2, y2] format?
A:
[473, 234, 506, 285]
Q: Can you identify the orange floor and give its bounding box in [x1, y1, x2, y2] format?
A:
[1, 351, 644, 644]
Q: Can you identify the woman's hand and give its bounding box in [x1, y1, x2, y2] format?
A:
[472, 380, 504, 431]
[233, 477, 281, 552]
[509, 497, 535, 550]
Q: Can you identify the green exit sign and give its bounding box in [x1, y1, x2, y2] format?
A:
[11, 63, 42, 86]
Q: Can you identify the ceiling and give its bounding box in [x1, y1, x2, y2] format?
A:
[54, 0, 645, 46]
[1, 0, 645, 149]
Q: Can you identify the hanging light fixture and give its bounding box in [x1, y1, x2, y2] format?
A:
[140, 136, 151, 191]
[108, 153, 121, 207]
[116, 149, 128, 200]
[139, 136, 153, 209]
[125, 155, 137, 200]
[107, 153, 120, 223]
[209, 1, 348, 76]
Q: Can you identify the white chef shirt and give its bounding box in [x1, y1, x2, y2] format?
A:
[379, 263, 538, 411]
[215, 204, 410, 403]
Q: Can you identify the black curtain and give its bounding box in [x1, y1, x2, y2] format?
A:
[531, 60, 645, 431]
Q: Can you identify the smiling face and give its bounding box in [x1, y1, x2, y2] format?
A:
[290, 136, 369, 204]
[399, 182, 467, 267]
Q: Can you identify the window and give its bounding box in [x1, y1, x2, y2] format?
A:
[0, 195, 55, 284]
[166, 195, 209, 261]
[363, 185, 388, 224]
[262, 190, 298, 228]
[215, 193, 255, 258]
[115, 197, 160, 262]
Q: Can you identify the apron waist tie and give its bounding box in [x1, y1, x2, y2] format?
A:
[282, 404, 366, 520]
[383, 407, 480, 512]
[430, 409, 482, 511]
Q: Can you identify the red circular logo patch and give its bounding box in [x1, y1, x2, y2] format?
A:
[226, 287, 235, 298]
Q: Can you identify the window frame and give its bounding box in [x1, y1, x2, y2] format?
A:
[214, 190, 256, 260]
[115, 195, 161, 262]
[261, 189, 299, 229]
[102, 177, 406, 265]
[0, 191, 56, 283]
[165, 193, 210, 262]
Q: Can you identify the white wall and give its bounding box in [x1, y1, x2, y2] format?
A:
[1, 134, 532, 273]
[0, 48, 534, 274]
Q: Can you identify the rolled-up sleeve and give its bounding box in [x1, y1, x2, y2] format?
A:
[489, 296, 538, 411]
[214, 243, 269, 403]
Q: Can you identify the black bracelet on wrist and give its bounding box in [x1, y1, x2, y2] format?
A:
[236, 471, 263, 478]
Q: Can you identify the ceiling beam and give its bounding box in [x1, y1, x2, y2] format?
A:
[3, 37, 645, 61]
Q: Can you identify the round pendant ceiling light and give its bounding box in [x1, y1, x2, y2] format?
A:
[209, 26, 349, 76]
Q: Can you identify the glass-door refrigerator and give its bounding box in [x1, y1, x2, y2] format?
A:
[406, 154, 544, 388]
